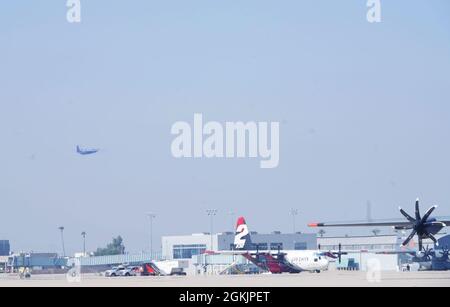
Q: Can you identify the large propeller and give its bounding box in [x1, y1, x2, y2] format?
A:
[435, 246, 449, 259]
[334, 243, 346, 264]
[416, 245, 434, 261]
[321, 243, 347, 264]
[399, 199, 445, 251]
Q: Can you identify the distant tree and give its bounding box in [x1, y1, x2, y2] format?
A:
[94, 236, 125, 256]
[372, 229, 381, 236]
[318, 229, 326, 238]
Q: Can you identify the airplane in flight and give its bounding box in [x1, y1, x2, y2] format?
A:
[208, 217, 342, 274]
[309, 199, 450, 252]
[76, 145, 99, 155]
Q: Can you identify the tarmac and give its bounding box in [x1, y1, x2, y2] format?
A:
[0, 270, 449, 287]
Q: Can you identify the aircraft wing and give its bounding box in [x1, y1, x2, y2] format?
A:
[309, 215, 450, 228]
[375, 250, 417, 255]
[205, 250, 249, 255]
[206, 250, 275, 256]
[436, 217, 450, 225]
[308, 220, 413, 228]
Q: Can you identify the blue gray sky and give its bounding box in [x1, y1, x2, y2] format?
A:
[1, 1, 449, 254]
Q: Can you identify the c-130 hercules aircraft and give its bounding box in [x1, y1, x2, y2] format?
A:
[309, 199, 450, 252]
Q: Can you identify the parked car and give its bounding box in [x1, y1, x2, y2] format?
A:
[170, 267, 187, 276]
[105, 265, 126, 277]
[118, 266, 141, 277]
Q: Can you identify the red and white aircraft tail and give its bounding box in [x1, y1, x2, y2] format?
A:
[234, 216, 253, 250]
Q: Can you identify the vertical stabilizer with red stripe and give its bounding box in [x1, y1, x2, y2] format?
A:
[234, 217, 253, 250]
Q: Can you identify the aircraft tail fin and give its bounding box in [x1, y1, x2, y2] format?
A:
[234, 217, 253, 250]
[76, 145, 81, 153]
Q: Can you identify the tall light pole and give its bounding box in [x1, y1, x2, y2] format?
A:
[58, 226, 66, 257]
[81, 231, 87, 256]
[147, 213, 156, 256]
[206, 209, 218, 250]
[290, 209, 299, 234]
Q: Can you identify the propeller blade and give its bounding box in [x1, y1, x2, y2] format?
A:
[423, 245, 434, 260]
[426, 233, 438, 246]
[421, 206, 437, 224]
[394, 225, 414, 230]
[402, 230, 417, 247]
[418, 237, 423, 252]
[399, 207, 416, 223]
[415, 199, 421, 220]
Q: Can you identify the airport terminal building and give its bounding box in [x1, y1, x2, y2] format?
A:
[162, 232, 317, 260]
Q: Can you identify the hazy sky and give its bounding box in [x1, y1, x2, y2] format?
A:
[1, 1, 450, 255]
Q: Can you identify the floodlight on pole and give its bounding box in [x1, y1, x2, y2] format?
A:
[58, 226, 66, 257]
[206, 209, 218, 250]
[81, 231, 87, 256]
[147, 213, 157, 256]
